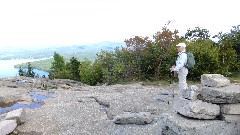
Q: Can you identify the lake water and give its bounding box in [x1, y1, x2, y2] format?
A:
[0, 58, 49, 78]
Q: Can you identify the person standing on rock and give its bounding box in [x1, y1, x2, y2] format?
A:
[170, 42, 188, 93]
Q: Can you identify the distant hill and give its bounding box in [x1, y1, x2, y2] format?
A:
[6, 41, 126, 71]
[0, 41, 126, 60]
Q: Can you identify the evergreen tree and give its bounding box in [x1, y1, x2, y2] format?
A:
[68, 57, 81, 81]
[184, 26, 211, 40]
[51, 52, 65, 73]
[18, 63, 36, 77]
[18, 66, 26, 76]
[26, 62, 35, 77]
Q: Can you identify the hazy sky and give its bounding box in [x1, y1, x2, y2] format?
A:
[0, 0, 239, 48]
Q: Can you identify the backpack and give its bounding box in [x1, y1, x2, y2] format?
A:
[184, 52, 195, 69]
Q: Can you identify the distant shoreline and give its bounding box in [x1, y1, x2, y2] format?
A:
[0, 59, 50, 78]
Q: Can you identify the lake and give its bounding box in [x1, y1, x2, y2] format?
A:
[0, 58, 49, 78]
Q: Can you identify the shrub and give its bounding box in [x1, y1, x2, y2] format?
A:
[187, 40, 219, 79]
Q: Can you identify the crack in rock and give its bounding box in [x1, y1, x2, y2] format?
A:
[89, 96, 113, 120]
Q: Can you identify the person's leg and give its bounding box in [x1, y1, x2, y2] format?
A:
[178, 67, 188, 92]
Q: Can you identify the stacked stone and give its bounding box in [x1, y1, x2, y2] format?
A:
[159, 74, 240, 135]
[200, 74, 240, 124]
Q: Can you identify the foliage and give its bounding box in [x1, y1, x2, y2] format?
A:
[186, 40, 219, 79]
[49, 52, 69, 79]
[51, 52, 65, 72]
[230, 25, 240, 61]
[95, 51, 119, 84]
[66, 57, 81, 81]
[215, 25, 240, 62]
[79, 59, 102, 85]
[122, 25, 183, 81]
[184, 26, 211, 40]
[216, 33, 238, 75]
[18, 62, 36, 77]
[46, 24, 240, 85]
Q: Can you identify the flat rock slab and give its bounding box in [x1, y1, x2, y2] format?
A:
[0, 120, 17, 135]
[173, 97, 220, 119]
[199, 85, 240, 103]
[221, 104, 240, 114]
[201, 74, 230, 87]
[159, 113, 240, 135]
[113, 112, 153, 125]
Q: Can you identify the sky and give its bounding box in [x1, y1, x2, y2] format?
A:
[0, 0, 239, 48]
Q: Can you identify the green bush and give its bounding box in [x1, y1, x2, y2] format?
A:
[50, 69, 71, 79]
[79, 59, 103, 85]
[186, 40, 219, 79]
[218, 35, 238, 75]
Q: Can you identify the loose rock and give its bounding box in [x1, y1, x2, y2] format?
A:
[113, 112, 153, 125]
[0, 120, 17, 135]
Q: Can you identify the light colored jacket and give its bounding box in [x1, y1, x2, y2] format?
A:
[174, 51, 187, 72]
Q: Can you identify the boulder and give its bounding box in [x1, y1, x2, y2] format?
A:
[159, 113, 239, 135]
[199, 85, 240, 104]
[201, 74, 230, 87]
[0, 120, 17, 135]
[181, 85, 200, 100]
[220, 114, 240, 123]
[173, 97, 220, 119]
[113, 112, 153, 125]
[5, 108, 26, 124]
[221, 104, 240, 114]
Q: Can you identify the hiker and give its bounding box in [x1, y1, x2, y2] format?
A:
[170, 42, 188, 93]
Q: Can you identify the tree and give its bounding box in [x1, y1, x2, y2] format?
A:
[230, 25, 240, 61]
[49, 52, 69, 79]
[184, 26, 211, 40]
[18, 67, 26, 76]
[216, 33, 238, 74]
[51, 52, 65, 73]
[18, 62, 36, 77]
[26, 62, 35, 77]
[187, 40, 219, 79]
[67, 57, 81, 81]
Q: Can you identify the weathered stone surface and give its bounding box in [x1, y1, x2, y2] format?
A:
[113, 112, 153, 125]
[15, 83, 170, 135]
[181, 85, 200, 100]
[5, 108, 26, 125]
[221, 114, 240, 123]
[199, 85, 240, 103]
[201, 74, 230, 87]
[0, 95, 20, 105]
[159, 113, 239, 135]
[221, 104, 240, 114]
[20, 94, 33, 102]
[0, 120, 17, 135]
[173, 97, 220, 119]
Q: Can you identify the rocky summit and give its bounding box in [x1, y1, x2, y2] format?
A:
[0, 74, 239, 135]
[0, 76, 175, 135]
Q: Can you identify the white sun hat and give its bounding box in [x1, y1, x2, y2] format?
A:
[176, 43, 186, 48]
